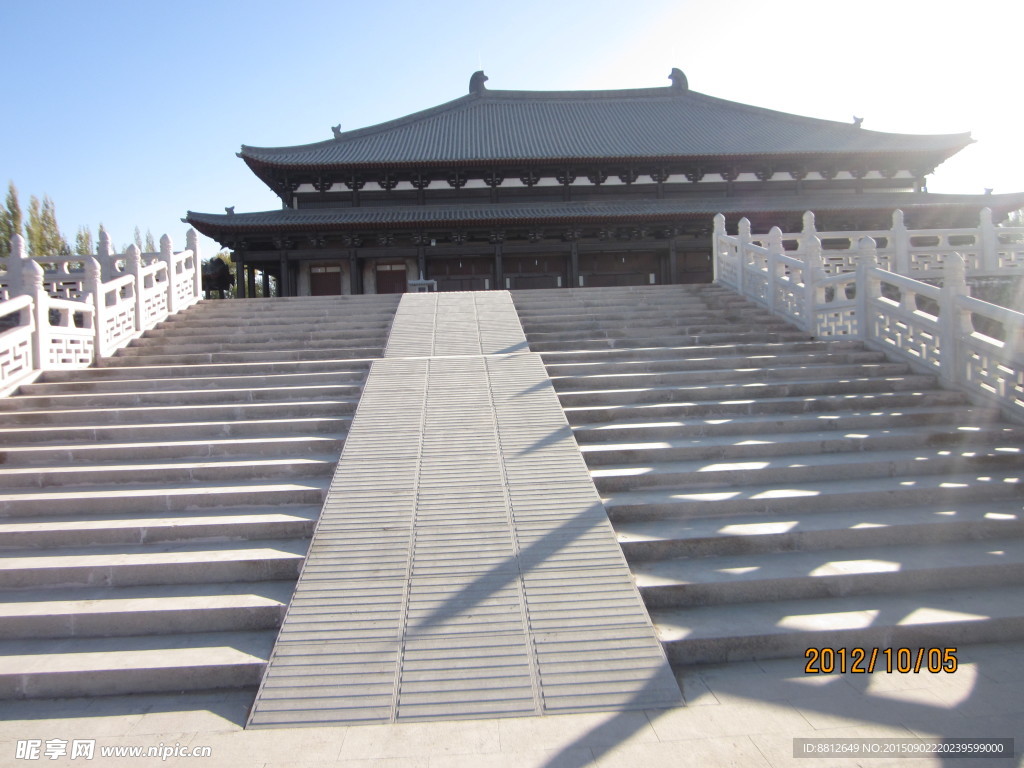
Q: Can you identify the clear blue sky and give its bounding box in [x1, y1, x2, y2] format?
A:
[2, 0, 1021, 259]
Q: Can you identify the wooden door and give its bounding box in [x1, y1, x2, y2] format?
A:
[310, 265, 342, 296]
[376, 264, 407, 294]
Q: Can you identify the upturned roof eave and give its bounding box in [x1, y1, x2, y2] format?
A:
[184, 191, 1024, 239]
[238, 145, 971, 174]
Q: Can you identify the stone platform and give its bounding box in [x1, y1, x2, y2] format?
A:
[247, 292, 680, 728]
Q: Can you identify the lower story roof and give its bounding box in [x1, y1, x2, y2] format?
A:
[185, 192, 1024, 238]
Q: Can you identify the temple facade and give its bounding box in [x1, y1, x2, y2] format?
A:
[185, 69, 1024, 297]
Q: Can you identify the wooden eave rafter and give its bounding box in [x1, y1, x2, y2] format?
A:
[245, 148, 963, 200]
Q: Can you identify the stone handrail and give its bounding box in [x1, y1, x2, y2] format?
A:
[747, 207, 1024, 279]
[714, 212, 1024, 423]
[0, 229, 202, 394]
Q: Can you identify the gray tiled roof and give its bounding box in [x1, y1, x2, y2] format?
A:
[238, 85, 971, 169]
[185, 192, 1020, 233]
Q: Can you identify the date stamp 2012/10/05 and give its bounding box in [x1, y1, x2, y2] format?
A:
[804, 647, 958, 674]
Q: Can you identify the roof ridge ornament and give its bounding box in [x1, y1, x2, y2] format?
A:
[469, 70, 488, 96]
[669, 68, 688, 93]
[331, 124, 342, 140]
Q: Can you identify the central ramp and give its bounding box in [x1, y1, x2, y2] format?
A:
[248, 292, 680, 727]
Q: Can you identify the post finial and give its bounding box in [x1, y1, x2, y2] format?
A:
[801, 211, 817, 236]
[856, 235, 879, 266]
[11, 233, 26, 260]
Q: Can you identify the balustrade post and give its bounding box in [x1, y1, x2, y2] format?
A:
[891, 209, 910, 275]
[23, 259, 47, 372]
[186, 228, 201, 301]
[854, 236, 878, 341]
[160, 234, 176, 314]
[97, 226, 115, 281]
[800, 210, 817, 263]
[737, 217, 752, 297]
[85, 256, 106, 358]
[712, 213, 726, 285]
[7, 234, 27, 296]
[978, 207, 997, 272]
[803, 234, 825, 335]
[767, 226, 784, 313]
[128, 245, 144, 332]
[938, 252, 971, 389]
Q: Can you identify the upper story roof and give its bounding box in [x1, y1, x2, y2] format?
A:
[237, 70, 972, 172]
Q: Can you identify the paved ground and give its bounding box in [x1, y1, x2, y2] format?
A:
[1, 640, 1020, 767]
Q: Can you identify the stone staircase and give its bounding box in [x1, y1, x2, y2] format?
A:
[512, 284, 1024, 668]
[0, 294, 398, 698]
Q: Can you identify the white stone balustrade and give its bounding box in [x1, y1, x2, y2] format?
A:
[714, 211, 1024, 423]
[743, 207, 1024, 279]
[0, 229, 201, 393]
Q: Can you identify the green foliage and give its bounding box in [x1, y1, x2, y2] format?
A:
[0, 181, 23, 258]
[74, 226, 93, 256]
[144, 229, 156, 252]
[26, 195, 69, 257]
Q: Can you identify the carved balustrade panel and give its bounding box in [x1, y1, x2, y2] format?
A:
[961, 337, 1024, 416]
[0, 324, 33, 387]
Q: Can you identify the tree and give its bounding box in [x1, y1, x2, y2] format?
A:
[0, 181, 23, 258]
[26, 195, 69, 257]
[133, 226, 143, 251]
[144, 229, 156, 252]
[74, 226, 93, 256]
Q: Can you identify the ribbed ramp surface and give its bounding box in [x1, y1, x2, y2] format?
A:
[248, 291, 680, 727]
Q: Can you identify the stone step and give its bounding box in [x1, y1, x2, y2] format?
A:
[557, 372, 938, 408]
[616, 498, 1024, 562]
[0, 455, 338, 489]
[150, 316, 393, 334]
[0, 538, 308, 588]
[603, 470, 1024, 522]
[0, 416, 351, 444]
[528, 330, 810, 352]
[0, 436, 343, 466]
[0, 506, 320, 549]
[652, 584, 1024, 665]
[99, 347, 383, 366]
[635, 538, 1024, 608]
[521, 309, 779, 328]
[126, 334, 388, 353]
[19, 367, 368, 395]
[545, 349, 888, 377]
[591, 445, 1023, 492]
[0, 398, 358, 427]
[0, 630, 275, 698]
[522, 310, 748, 332]
[0, 384, 361, 411]
[552, 361, 913, 392]
[0, 581, 295, 639]
[572, 404, 989, 444]
[538, 339, 868, 365]
[36, 358, 372, 383]
[563, 389, 967, 426]
[0, 478, 328, 517]
[526, 322, 798, 344]
[580, 422, 1024, 466]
